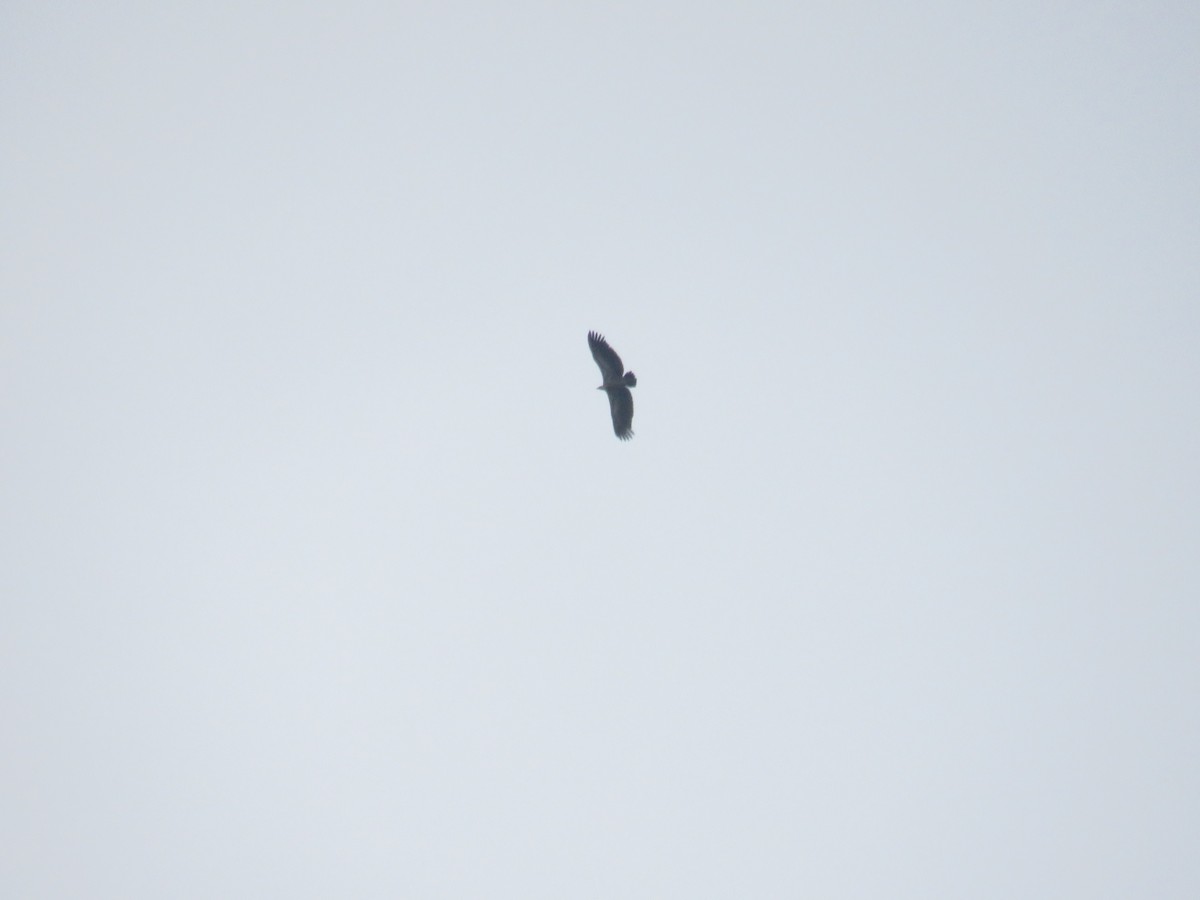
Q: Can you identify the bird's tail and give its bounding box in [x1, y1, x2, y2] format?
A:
[624, 371, 637, 387]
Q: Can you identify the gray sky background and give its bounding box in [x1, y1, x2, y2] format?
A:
[3, 2, 1198, 897]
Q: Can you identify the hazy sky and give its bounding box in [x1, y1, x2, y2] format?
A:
[3, 2, 1198, 897]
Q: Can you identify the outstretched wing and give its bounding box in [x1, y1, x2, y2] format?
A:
[588, 331, 625, 384]
[606, 386, 635, 440]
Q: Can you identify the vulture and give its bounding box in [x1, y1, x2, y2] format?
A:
[588, 331, 637, 440]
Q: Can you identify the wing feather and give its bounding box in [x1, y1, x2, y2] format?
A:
[606, 386, 634, 440]
[588, 331, 626, 384]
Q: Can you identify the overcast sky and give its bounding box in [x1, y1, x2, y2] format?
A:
[2, 2, 1198, 897]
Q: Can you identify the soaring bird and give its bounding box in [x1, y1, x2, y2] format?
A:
[588, 331, 637, 440]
